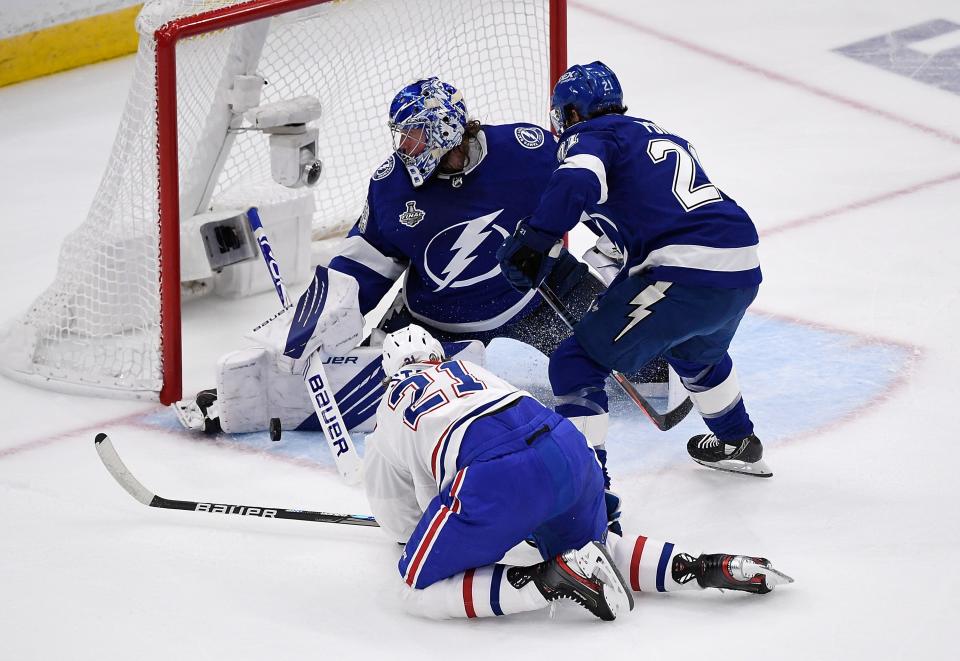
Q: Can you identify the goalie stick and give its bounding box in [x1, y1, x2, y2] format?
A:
[94, 433, 378, 527]
[536, 283, 693, 431]
[247, 207, 363, 484]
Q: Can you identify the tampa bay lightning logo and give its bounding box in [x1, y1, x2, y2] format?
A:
[514, 126, 545, 149]
[372, 155, 395, 181]
[423, 210, 510, 291]
[557, 133, 580, 162]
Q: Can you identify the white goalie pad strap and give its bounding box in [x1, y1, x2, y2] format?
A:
[566, 413, 609, 448]
[216, 341, 488, 434]
[247, 266, 364, 363]
[685, 366, 742, 418]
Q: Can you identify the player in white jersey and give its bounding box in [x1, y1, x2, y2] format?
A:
[364, 325, 792, 621]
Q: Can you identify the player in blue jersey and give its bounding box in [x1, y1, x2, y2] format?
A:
[329, 77, 604, 354]
[498, 61, 771, 477]
[366, 325, 791, 621]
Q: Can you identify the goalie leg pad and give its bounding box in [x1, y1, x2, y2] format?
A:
[215, 347, 312, 434]
[214, 340, 487, 434]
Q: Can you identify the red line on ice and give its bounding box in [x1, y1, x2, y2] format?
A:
[0, 409, 152, 460]
[746, 307, 923, 445]
[761, 171, 960, 238]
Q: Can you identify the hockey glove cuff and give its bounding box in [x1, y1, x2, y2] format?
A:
[496, 220, 564, 293]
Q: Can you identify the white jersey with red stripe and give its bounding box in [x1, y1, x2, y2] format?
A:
[363, 359, 529, 543]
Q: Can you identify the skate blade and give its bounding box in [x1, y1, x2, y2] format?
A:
[741, 558, 795, 589]
[583, 542, 635, 618]
[759, 565, 794, 588]
[692, 456, 773, 478]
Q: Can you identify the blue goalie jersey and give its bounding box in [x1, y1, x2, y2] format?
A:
[330, 123, 558, 332]
[529, 113, 761, 289]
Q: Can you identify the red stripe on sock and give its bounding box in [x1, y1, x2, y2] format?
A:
[630, 536, 647, 591]
[463, 568, 477, 618]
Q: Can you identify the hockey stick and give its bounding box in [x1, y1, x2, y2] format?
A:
[536, 283, 693, 431]
[94, 433, 378, 527]
[248, 206, 292, 307]
[247, 207, 363, 484]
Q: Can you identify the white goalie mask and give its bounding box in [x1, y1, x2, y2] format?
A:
[381, 324, 445, 378]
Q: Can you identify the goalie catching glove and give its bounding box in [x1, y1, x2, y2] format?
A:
[247, 265, 364, 373]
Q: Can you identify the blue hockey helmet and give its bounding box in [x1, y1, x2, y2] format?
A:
[388, 77, 468, 187]
[550, 61, 623, 134]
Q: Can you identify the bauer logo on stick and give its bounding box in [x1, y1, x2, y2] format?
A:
[308, 373, 352, 457]
[195, 503, 278, 517]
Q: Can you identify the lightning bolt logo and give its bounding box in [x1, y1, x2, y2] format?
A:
[613, 282, 672, 342]
[424, 210, 508, 291]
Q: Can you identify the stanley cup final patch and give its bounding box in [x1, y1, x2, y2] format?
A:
[514, 126, 545, 149]
[399, 201, 426, 227]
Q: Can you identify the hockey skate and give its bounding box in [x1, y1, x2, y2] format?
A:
[672, 553, 793, 594]
[509, 541, 633, 621]
[171, 388, 222, 434]
[687, 433, 771, 477]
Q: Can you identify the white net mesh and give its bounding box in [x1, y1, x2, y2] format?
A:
[0, 0, 554, 400]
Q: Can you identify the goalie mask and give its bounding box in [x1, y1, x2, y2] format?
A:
[381, 324, 445, 378]
[388, 77, 468, 187]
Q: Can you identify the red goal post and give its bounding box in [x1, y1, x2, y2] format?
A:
[0, 0, 567, 405]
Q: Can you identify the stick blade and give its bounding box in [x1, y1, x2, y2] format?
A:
[659, 396, 694, 430]
[93, 433, 156, 506]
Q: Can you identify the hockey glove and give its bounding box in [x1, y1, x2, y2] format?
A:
[496, 220, 564, 293]
[248, 266, 364, 373]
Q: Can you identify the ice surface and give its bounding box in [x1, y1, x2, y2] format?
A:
[1, 1, 959, 659]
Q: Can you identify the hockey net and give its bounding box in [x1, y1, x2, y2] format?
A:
[0, 0, 565, 403]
